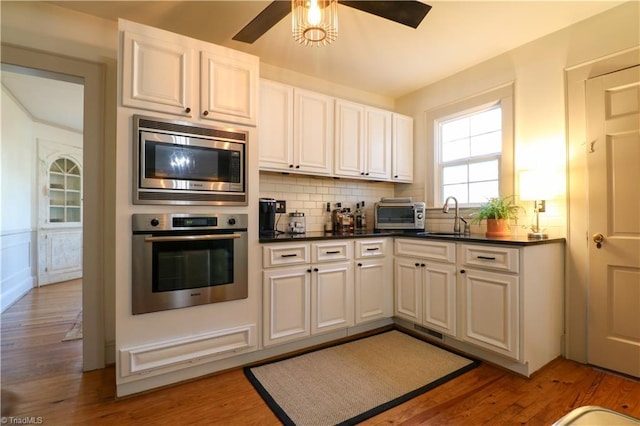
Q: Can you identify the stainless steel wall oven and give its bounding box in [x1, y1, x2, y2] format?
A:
[131, 213, 248, 315]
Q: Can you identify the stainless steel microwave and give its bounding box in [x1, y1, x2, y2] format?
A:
[374, 198, 425, 230]
[133, 115, 247, 205]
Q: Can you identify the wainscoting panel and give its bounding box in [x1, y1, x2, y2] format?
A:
[1, 229, 36, 312]
[119, 324, 256, 378]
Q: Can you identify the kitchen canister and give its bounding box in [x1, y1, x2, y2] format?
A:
[288, 211, 306, 234]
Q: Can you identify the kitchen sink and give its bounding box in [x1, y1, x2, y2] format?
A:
[415, 231, 463, 237]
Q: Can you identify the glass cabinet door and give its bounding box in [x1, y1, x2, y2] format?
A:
[49, 157, 82, 224]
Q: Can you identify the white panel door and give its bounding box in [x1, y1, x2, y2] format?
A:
[122, 31, 193, 116]
[422, 262, 457, 337]
[311, 262, 353, 333]
[461, 268, 519, 360]
[365, 107, 392, 180]
[258, 80, 294, 171]
[392, 113, 414, 182]
[294, 89, 333, 175]
[354, 259, 390, 323]
[263, 266, 311, 347]
[334, 100, 365, 178]
[394, 258, 422, 323]
[586, 65, 640, 377]
[200, 49, 258, 126]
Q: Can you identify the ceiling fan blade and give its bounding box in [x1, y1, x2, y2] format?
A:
[232, 1, 291, 43]
[339, 1, 432, 29]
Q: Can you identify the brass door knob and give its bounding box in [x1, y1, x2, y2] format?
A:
[592, 233, 604, 248]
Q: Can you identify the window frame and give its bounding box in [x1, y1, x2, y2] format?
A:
[425, 83, 514, 208]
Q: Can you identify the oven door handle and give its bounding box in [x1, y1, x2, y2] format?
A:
[144, 234, 242, 243]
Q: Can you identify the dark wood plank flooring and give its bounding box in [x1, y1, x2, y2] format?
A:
[2, 280, 639, 425]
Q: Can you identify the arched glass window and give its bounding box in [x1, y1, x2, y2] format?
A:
[48, 157, 82, 223]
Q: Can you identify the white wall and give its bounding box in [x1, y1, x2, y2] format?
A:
[395, 1, 639, 239]
[1, 88, 37, 311]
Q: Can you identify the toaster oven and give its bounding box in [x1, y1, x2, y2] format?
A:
[374, 198, 425, 230]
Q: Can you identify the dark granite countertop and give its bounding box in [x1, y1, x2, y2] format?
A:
[259, 230, 565, 246]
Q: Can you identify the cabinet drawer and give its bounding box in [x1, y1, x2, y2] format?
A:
[355, 239, 387, 259]
[263, 244, 310, 268]
[460, 244, 519, 273]
[394, 238, 455, 263]
[312, 241, 351, 263]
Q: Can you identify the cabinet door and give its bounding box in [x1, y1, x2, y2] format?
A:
[334, 100, 365, 178]
[460, 268, 519, 359]
[122, 31, 193, 116]
[365, 107, 392, 180]
[422, 262, 457, 337]
[311, 261, 353, 333]
[258, 80, 295, 171]
[392, 114, 414, 182]
[200, 49, 258, 126]
[294, 89, 333, 175]
[263, 266, 311, 347]
[394, 258, 422, 323]
[355, 259, 392, 324]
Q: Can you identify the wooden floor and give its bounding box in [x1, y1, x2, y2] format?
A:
[2, 280, 639, 425]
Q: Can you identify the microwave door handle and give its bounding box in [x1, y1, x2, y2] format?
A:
[144, 234, 242, 243]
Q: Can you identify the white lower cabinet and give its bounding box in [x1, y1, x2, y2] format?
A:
[354, 239, 392, 324]
[311, 261, 353, 334]
[394, 239, 457, 337]
[262, 241, 353, 347]
[394, 238, 564, 376]
[263, 265, 311, 346]
[459, 267, 519, 359]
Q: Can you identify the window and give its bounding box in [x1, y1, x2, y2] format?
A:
[426, 84, 513, 207]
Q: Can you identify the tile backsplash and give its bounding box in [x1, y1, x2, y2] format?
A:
[259, 172, 395, 233]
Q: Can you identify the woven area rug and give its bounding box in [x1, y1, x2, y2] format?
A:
[62, 311, 82, 342]
[245, 330, 480, 425]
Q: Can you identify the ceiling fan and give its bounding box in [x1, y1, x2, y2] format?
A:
[232, 0, 432, 44]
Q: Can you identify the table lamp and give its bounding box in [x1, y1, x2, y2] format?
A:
[519, 170, 551, 239]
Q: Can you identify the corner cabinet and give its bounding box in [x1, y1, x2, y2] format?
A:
[354, 239, 393, 323]
[258, 80, 333, 175]
[121, 23, 258, 126]
[334, 100, 392, 180]
[394, 238, 565, 377]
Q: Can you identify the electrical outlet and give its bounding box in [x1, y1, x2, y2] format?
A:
[275, 200, 286, 213]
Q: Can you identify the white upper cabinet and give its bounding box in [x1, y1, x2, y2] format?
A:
[259, 81, 333, 175]
[121, 22, 258, 126]
[294, 89, 334, 175]
[200, 49, 258, 126]
[334, 100, 391, 180]
[122, 31, 194, 117]
[392, 113, 414, 182]
[365, 107, 393, 180]
[258, 80, 295, 170]
[258, 79, 412, 182]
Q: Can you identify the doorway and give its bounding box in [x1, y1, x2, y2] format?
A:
[2, 65, 85, 287]
[1, 44, 107, 371]
[565, 47, 640, 376]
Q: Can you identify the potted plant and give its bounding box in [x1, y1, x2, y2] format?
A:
[471, 196, 522, 238]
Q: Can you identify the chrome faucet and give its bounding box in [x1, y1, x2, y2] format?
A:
[442, 196, 461, 234]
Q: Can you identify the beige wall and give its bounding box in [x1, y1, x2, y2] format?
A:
[395, 1, 640, 239]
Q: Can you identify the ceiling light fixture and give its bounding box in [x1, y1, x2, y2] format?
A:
[292, 0, 338, 47]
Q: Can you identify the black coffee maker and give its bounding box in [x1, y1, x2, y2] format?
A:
[259, 198, 277, 235]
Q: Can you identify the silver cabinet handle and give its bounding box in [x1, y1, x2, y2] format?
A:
[144, 233, 241, 243]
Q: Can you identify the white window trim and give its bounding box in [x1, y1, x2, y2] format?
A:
[425, 83, 514, 208]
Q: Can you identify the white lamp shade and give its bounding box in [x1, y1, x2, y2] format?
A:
[519, 169, 562, 201]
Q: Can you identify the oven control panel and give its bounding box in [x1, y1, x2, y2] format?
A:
[132, 213, 247, 232]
